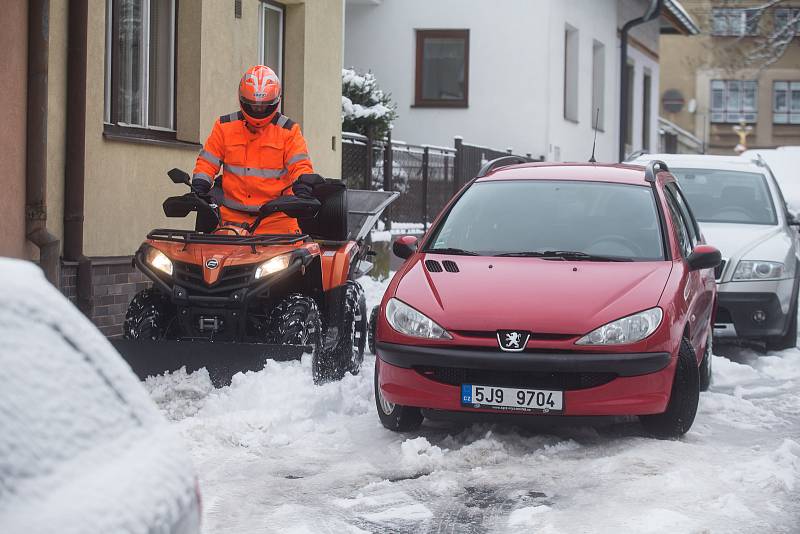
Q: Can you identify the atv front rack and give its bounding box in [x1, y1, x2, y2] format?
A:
[147, 228, 308, 246]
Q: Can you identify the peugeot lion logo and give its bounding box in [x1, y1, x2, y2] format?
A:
[205, 258, 219, 270]
[497, 330, 530, 352]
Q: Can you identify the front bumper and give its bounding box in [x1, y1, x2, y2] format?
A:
[714, 278, 796, 339]
[376, 342, 676, 416]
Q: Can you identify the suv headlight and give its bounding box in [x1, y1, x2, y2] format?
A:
[733, 260, 785, 281]
[146, 247, 173, 276]
[385, 298, 452, 339]
[576, 307, 663, 346]
[255, 254, 291, 279]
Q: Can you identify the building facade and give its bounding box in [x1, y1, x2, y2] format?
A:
[344, 0, 696, 163]
[2, 0, 344, 336]
[660, 0, 800, 154]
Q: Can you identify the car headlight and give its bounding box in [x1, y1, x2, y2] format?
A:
[255, 254, 291, 279]
[146, 247, 173, 276]
[385, 298, 452, 339]
[733, 260, 785, 281]
[576, 307, 663, 345]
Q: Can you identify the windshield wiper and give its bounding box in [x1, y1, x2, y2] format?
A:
[495, 250, 633, 262]
[426, 247, 480, 256]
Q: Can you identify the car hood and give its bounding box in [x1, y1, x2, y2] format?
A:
[700, 223, 786, 262]
[395, 255, 673, 335]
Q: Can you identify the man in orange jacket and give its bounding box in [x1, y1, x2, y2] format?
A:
[192, 65, 317, 234]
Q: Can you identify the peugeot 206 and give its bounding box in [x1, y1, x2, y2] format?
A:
[373, 159, 720, 438]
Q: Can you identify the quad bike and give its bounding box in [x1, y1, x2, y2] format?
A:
[111, 169, 397, 386]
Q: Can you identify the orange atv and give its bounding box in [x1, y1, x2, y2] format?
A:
[112, 169, 397, 386]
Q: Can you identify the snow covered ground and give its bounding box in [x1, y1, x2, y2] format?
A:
[144, 275, 800, 534]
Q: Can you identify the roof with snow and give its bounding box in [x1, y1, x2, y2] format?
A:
[662, 0, 700, 35]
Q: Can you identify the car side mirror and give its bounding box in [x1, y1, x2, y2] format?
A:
[393, 235, 418, 260]
[168, 168, 191, 186]
[787, 212, 800, 227]
[687, 244, 722, 271]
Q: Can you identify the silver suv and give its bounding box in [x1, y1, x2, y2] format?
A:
[630, 154, 800, 350]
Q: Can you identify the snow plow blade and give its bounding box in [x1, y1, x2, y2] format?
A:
[110, 339, 310, 387]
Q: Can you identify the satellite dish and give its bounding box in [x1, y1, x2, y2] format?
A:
[688, 99, 697, 114]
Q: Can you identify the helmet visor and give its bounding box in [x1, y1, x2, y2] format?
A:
[240, 97, 279, 119]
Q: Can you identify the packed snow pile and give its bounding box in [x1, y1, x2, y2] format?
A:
[141, 273, 800, 533]
[0, 259, 197, 534]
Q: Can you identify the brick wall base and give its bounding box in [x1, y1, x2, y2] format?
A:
[60, 257, 151, 338]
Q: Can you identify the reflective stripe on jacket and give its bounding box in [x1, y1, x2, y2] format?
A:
[192, 111, 314, 232]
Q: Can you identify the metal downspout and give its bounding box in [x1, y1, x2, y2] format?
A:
[25, 0, 60, 285]
[618, 0, 662, 162]
[64, 0, 92, 315]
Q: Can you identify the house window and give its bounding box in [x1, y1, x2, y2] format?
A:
[774, 81, 800, 124]
[625, 62, 634, 149]
[710, 80, 757, 123]
[591, 40, 605, 130]
[642, 71, 652, 151]
[414, 29, 469, 107]
[711, 8, 760, 36]
[774, 8, 800, 35]
[104, 0, 176, 132]
[260, 2, 284, 78]
[563, 25, 579, 122]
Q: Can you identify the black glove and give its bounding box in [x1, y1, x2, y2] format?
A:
[191, 176, 212, 197]
[292, 173, 325, 199]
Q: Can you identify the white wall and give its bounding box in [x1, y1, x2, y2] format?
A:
[626, 45, 661, 157]
[344, 0, 620, 162]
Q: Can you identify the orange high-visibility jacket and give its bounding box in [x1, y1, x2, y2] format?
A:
[192, 111, 314, 234]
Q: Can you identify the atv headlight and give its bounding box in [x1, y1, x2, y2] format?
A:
[385, 298, 452, 339]
[255, 254, 291, 279]
[733, 260, 784, 281]
[146, 247, 173, 276]
[576, 307, 663, 346]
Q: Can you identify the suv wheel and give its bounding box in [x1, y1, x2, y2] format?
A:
[640, 337, 700, 438]
[374, 361, 423, 432]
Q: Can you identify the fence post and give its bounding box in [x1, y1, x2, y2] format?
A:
[453, 136, 463, 195]
[422, 146, 429, 230]
[383, 130, 393, 229]
[364, 128, 373, 190]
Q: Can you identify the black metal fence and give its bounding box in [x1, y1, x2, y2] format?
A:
[342, 132, 541, 226]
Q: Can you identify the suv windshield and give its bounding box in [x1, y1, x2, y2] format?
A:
[427, 180, 664, 260]
[670, 168, 777, 225]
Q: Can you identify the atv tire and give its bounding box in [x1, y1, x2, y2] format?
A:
[640, 337, 700, 438]
[374, 360, 423, 432]
[317, 282, 367, 382]
[123, 288, 174, 340]
[267, 294, 324, 382]
[368, 305, 379, 355]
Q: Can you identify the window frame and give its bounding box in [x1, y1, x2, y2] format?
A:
[259, 1, 285, 81]
[414, 29, 470, 108]
[664, 187, 693, 258]
[774, 8, 800, 35]
[104, 0, 178, 137]
[591, 40, 605, 131]
[711, 7, 760, 36]
[710, 79, 758, 124]
[563, 24, 579, 123]
[773, 81, 800, 124]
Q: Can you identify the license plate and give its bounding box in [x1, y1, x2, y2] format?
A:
[461, 384, 563, 413]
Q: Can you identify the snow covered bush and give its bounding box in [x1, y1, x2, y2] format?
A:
[342, 68, 397, 139]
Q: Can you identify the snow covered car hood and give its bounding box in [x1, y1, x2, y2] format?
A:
[394, 255, 673, 335]
[700, 222, 788, 264]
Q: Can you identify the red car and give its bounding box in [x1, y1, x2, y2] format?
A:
[374, 160, 721, 438]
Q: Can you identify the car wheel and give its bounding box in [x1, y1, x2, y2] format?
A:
[374, 360, 423, 432]
[699, 325, 713, 392]
[640, 337, 700, 438]
[766, 297, 798, 351]
[368, 305, 379, 355]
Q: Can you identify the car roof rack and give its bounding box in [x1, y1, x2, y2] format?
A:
[477, 155, 531, 178]
[644, 160, 669, 182]
[625, 149, 649, 162]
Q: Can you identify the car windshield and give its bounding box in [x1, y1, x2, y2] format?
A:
[670, 168, 777, 225]
[426, 180, 664, 261]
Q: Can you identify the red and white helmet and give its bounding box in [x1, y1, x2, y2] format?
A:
[239, 65, 281, 128]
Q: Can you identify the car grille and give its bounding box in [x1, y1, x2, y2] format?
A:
[715, 259, 727, 281]
[414, 366, 617, 391]
[173, 261, 257, 294]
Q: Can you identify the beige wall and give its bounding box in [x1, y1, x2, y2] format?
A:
[0, 0, 29, 258]
[75, 0, 343, 257]
[46, 0, 68, 248]
[660, 0, 800, 154]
